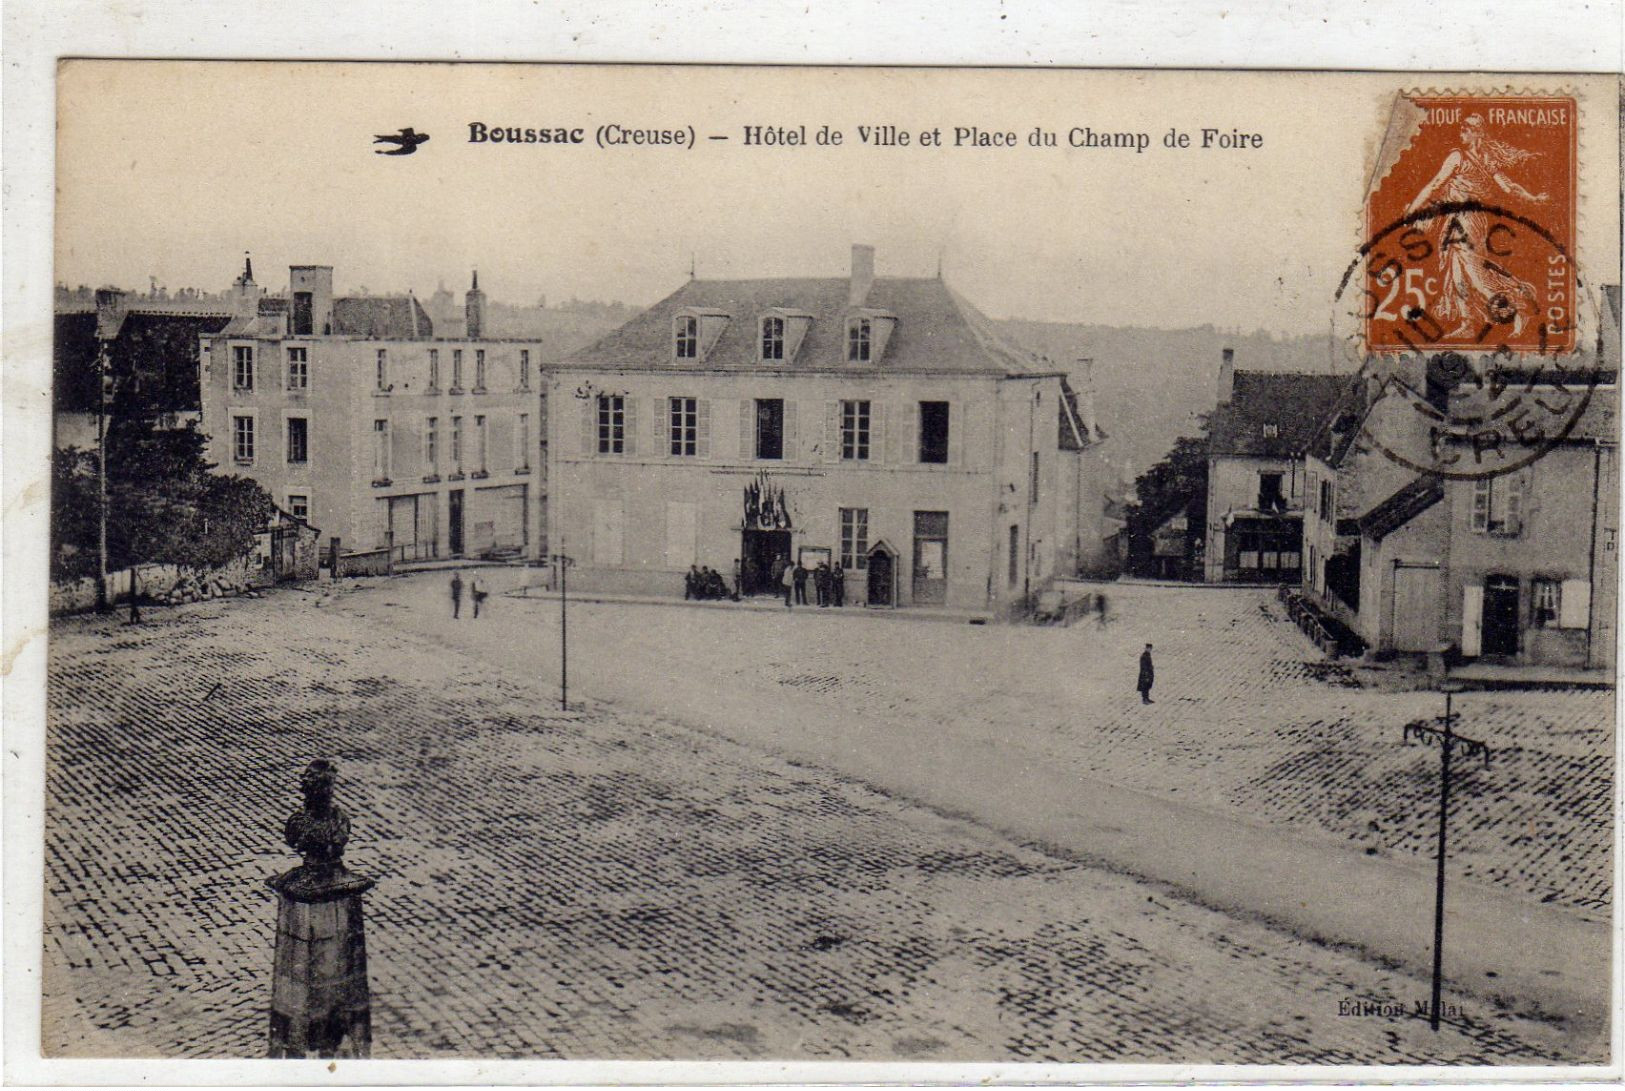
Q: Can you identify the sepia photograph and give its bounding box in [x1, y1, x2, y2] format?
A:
[13, 56, 1623, 1075]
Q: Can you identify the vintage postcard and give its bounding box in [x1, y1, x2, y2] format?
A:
[23, 61, 1624, 1074]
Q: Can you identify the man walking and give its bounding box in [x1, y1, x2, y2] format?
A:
[449, 571, 464, 619]
[471, 572, 488, 619]
[1137, 643, 1155, 704]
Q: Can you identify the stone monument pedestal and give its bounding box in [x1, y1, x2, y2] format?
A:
[267, 867, 375, 1058]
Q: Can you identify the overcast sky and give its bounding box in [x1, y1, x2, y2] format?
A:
[55, 64, 1620, 336]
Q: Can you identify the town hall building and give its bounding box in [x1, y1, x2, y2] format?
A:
[549, 246, 1104, 612]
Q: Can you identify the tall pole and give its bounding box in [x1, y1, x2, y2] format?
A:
[1402, 687, 1486, 1033]
[96, 339, 110, 612]
[560, 549, 568, 712]
[1430, 689, 1453, 1031]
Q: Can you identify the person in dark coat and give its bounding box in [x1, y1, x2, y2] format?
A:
[449, 571, 463, 618]
[685, 566, 700, 600]
[814, 562, 831, 607]
[793, 561, 809, 605]
[1137, 643, 1155, 704]
[830, 563, 845, 607]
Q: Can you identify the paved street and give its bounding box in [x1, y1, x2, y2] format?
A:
[43, 575, 1611, 1062]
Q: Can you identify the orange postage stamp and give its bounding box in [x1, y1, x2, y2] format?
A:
[1364, 93, 1577, 355]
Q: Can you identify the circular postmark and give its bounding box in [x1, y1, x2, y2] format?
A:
[1331, 200, 1605, 482]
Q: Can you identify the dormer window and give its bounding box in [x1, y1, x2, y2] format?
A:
[760, 317, 786, 361]
[847, 318, 872, 362]
[675, 316, 699, 360]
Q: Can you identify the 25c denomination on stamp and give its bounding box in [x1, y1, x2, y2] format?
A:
[1364, 93, 1578, 355]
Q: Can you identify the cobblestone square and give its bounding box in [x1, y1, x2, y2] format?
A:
[42, 575, 1612, 1063]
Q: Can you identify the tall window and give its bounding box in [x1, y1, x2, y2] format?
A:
[755, 398, 784, 459]
[669, 397, 698, 456]
[760, 317, 785, 361]
[1472, 475, 1526, 536]
[847, 318, 871, 362]
[475, 349, 487, 391]
[233, 415, 255, 462]
[1319, 479, 1333, 521]
[517, 413, 530, 470]
[1258, 472, 1285, 512]
[452, 349, 464, 391]
[518, 350, 531, 390]
[375, 349, 389, 391]
[286, 417, 308, 464]
[675, 316, 698, 359]
[288, 494, 309, 522]
[451, 416, 464, 473]
[286, 347, 308, 391]
[425, 417, 439, 475]
[372, 420, 390, 481]
[919, 401, 950, 463]
[428, 349, 440, 390]
[233, 346, 254, 391]
[839, 507, 869, 570]
[475, 415, 488, 473]
[1008, 525, 1020, 587]
[840, 400, 871, 460]
[1533, 579, 1561, 627]
[597, 394, 626, 454]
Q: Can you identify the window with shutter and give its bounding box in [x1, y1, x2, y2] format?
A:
[1560, 579, 1591, 628]
[580, 398, 595, 457]
[783, 402, 797, 462]
[696, 400, 711, 459]
[623, 398, 638, 458]
[825, 401, 841, 463]
[740, 401, 754, 460]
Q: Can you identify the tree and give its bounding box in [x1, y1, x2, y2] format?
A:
[51, 367, 276, 582]
[1122, 418, 1210, 579]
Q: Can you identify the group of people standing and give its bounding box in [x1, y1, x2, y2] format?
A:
[776, 554, 844, 609]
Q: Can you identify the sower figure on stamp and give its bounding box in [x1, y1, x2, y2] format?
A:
[449, 570, 463, 618]
[1137, 643, 1155, 704]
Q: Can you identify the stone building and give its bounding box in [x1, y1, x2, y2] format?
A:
[1302, 285, 1620, 668]
[52, 262, 269, 448]
[548, 245, 1104, 612]
[199, 266, 545, 563]
[1203, 350, 1346, 583]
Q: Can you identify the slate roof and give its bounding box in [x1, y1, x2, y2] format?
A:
[331, 295, 434, 339]
[563, 277, 1046, 376]
[1209, 371, 1350, 459]
[1358, 473, 1444, 542]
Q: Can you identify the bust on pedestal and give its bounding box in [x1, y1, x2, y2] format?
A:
[266, 759, 376, 1058]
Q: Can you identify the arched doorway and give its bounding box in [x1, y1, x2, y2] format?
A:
[866, 540, 896, 607]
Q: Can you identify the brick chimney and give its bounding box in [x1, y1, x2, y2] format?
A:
[94, 287, 129, 340]
[465, 269, 487, 340]
[849, 244, 875, 307]
[1217, 347, 1235, 405]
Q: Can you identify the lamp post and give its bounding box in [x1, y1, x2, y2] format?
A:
[1401, 685, 1491, 1031]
